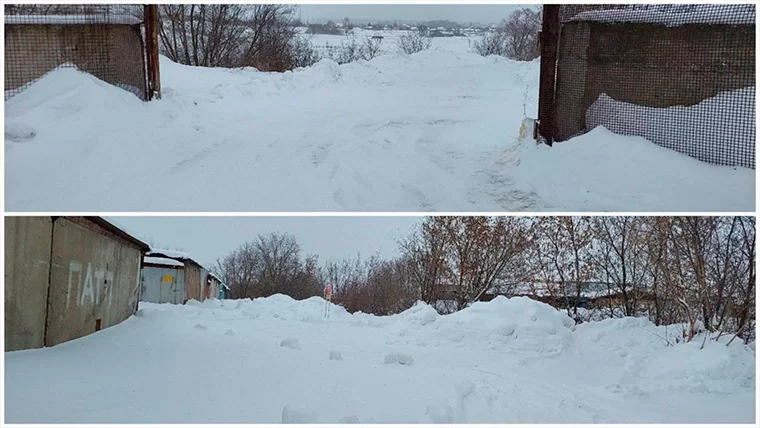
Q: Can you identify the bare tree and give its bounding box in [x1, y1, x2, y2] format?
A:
[592, 217, 653, 317]
[436, 217, 532, 310]
[473, 7, 541, 60]
[398, 220, 448, 304]
[534, 217, 594, 319]
[255, 232, 302, 296]
[157, 4, 317, 71]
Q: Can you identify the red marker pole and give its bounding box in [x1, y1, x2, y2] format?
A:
[324, 284, 333, 318]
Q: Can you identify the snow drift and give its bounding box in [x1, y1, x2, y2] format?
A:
[587, 89, 755, 169]
[5, 40, 754, 211]
[5, 294, 754, 424]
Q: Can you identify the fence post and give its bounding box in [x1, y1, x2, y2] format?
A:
[144, 4, 161, 100]
[537, 5, 560, 146]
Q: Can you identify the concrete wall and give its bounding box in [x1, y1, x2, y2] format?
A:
[45, 217, 143, 347]
[184, 262, 202, 302]
[5, 23, 147, 100]
[4, 217, 53, 351]
[555, 22, 755, 141]
[141, 265, 186, 304]
[5, 217, 145, 351]
[208, 276, 221, 300]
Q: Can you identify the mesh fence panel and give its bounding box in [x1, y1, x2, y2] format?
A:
[553, 4, 755, 169]
[4, 4, 148, 100]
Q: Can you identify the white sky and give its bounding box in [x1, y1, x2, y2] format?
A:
[109, 216, 422, 269]
[297, 4, 524, 25]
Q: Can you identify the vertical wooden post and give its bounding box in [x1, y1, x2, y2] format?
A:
[537, 5, 560, 146]
[144, 4, 161, 100]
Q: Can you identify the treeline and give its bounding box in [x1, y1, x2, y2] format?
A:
[215, 216, 755, 344]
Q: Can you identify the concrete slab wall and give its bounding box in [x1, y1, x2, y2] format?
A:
[5, 23, 147, 99]
[44, 217, 143, 347]
[554, 21, 755, 141]
[184, 262, 202, 303]
[4, 217, 53, 351]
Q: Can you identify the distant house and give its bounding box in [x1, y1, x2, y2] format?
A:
[371, 34, 384, 40]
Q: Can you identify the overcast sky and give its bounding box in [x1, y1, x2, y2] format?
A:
[297, 4, 523, 25]
[109, 216, 422, 269]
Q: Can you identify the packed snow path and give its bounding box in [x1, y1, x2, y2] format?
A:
[5, 45, 754, 211]
[5, 296, 755, 423]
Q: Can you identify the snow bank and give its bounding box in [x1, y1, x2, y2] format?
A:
[148, 248, 190, 259]
[587, 89, 755, 169]
[143, 256, 184, 267]
[509, 126, 755, 212]
[573, 317, 756, 396]
[7, 37, 750, 212]
[4, 294, 754, 423]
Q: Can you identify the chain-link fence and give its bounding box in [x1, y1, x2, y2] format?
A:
[548, 4, 755, 169]
[4, 4, 150, 100]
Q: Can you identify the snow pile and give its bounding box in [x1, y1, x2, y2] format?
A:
[572, 317, 755, 396]
[587, 89, 755, 169]
[6, 37, 752, 212]
[509, 126, 755, 212]
[143, 256, 184, 267]
[4, 294, 754, 423]
[147, 248, 191, 259]
[434, 296, 576, 354]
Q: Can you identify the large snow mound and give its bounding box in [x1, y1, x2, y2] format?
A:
[5, 40, 753, 212]
[5, 294, 755, 423]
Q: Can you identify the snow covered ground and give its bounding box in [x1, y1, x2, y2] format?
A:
[4, 37, 754, 211]
[5, 296, 755, 423]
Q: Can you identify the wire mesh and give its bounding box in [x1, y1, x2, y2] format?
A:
[4, 4, 148, 101]
[553, 4, 756, 169]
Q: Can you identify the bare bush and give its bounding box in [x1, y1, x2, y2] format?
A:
[397, 31, 433, 54]
[288, 36, 322, 69]
[473, 7, 541, 60]
[362, 37, 384, 61]
[325, 36, 384, 64]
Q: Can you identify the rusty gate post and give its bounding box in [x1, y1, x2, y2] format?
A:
[144, 4, 161, 100]
[537, 5, 560, 146]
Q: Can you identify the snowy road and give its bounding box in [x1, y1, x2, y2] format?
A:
[5, 297, 755, 423]
[4, 42, 754, 211]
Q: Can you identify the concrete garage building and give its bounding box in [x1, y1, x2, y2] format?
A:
[5, 216, 149, 351]
[140, 256, 186, 304]
[141, 249, 225, 304]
